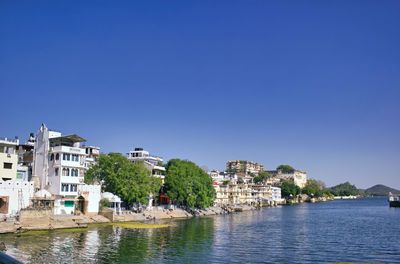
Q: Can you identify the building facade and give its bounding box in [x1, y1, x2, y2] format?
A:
[0, 137, 19, 181]
[32, 124, 100, 215]
[272, 169, 307, 188]
[226, 160, 264, 176]
[0, 181, 34, 215]
[214, 183, 281, 206]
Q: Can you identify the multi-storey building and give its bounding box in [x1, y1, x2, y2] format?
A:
[127, 147, 166, 184]
[32, 124, 100, 215]
[226, 160, 264, 176]
[82, 145, 100, 170]
[214, 183, 282, 206]
[0, 137, 19, 181]
[16, 133, 35, 181]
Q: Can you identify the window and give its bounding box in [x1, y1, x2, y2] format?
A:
[67, 154, 70, 161]
[3, 163, 12, 169]
[76, 155, 79, 162]
[70, 184, 77, 192]
[75, 169, 79, 177]
[62, 183, 68, 192]
[50, 154, 54, 161]
[55, 168, 59, 176]
[64, 200, 74, 207]
[63, 154, 66, 160]
[56, 153, 59, 160]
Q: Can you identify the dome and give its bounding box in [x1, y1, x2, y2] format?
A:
[101, 192, 121, 203]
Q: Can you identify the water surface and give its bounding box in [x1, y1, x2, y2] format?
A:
[2, 197, 400, 263]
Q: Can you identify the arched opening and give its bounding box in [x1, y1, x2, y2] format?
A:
[0, 196, 9, 214]
[77, 196, 86, 214]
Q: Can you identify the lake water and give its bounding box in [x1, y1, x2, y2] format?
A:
[2, 197, 400, 263]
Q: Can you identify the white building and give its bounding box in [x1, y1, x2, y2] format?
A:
[101, 192, 122, 213]
[0, 137, 19, 181]
[275, 169, 307, 188]
[32, 124, 100, 215]
[214, 183, 281, 206]
[209, 170, 238, 185]
[82, 145, 100, 170]
[77, 184, 101, 215]
[127, 147, 166, 184]
[0, 181, 34, 215]
[271, 186, 284, 203]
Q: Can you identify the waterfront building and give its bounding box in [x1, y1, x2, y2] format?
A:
[271, 186, 284, 202]
[226, 160, 264, 176]
[101, 192, 122, 213]
[0, 181, 34, 215]
[214, 183, 281, 206]
[127, 147, 166, 184]
[32, 124, 101, 215]
[0, 137, 19, 181]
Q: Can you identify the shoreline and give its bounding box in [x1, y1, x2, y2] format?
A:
[0, 198, 338, 235]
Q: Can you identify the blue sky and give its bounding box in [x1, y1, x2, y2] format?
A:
[1, 1, 399, 189]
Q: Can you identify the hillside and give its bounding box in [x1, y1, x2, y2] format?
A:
[328, 182, 360, 196]
[364, 184, 400, 196]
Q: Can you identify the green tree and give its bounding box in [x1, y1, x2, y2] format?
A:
[99, 198, 110, 211]
[164, 159, 216, 209]
[301, 178, 321, 197]
[280, 180, 300, 198]
[253, 171, 270, 184]
[277, 165, 295, 173]
[84, 153, 162, 205]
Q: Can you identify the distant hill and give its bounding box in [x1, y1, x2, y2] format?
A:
[328, 182, 360, 196]
[364, 184, 400, 196]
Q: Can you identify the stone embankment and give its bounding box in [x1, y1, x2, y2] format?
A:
[0, 203, 278, 234]
[284, 194, 334, 205]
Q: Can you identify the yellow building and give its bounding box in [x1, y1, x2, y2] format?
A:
[0, 137, 19, 181]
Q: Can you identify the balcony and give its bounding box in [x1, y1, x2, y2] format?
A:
[51, 146, 85, 155]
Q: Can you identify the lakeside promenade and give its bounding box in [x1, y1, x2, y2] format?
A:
[0, 196, 339, 234]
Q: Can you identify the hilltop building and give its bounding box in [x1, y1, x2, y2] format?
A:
[268, 169, 307, 188]
[226, 160, 264, 176]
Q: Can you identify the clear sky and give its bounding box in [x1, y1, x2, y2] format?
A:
[1, 1, 399, 189]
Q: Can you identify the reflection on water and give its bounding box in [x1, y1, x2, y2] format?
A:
[2, 197, 400, 263]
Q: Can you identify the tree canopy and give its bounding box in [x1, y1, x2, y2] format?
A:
[164, 159, 215, 209]
[277, 165, 295, 173]
[253, 171, 270, 184]
[280, 180, 301, 198]
[301, 178, 328, 197]
[84, 153, 162, 205]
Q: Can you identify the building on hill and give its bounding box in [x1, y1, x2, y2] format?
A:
[268, 168, 307, 188]
[226, 160, 264, 176]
